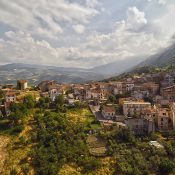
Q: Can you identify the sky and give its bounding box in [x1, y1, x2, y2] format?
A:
[0, 0, 175, 68]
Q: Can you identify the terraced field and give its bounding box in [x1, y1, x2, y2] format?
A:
[87, 135, 107, 157]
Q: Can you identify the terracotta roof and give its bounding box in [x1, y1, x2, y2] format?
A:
[18, 80, 27, 83]
[48, 85, 62, 90]
[103, 106, 115, 113]
[91, 88, 102, 93]
[6, 91, 16, 96]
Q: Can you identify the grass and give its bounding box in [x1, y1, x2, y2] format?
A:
[2, 113, 35, 175]
[85, 157, 115, 175]
[66, 107, 102, 131]
[58, 164, 83, 175]
[90, 124, 101, 130]
[0, 135, 10, 174]
[67, 108, 96, 124]
[17, 91, 40, 101]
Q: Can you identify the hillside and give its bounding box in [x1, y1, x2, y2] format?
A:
[1, 92, 175, 174]
[0, 63, 106, 85]
[0, 58, 145, 85]
[106, 43, 175, 81]
[137, 43, 175, 67]
[90, 56, 144, 75]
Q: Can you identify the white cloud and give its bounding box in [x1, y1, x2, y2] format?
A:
[147, 0, 167, 5]
[86, 0, 99, 8]
[0, 1, 175, 68]
[126, 7, 147, 30]
[72, 24, 85, 34]
[0, 31, 69, 66]
[0, 31, 101, 68]
[158, 0, 166, 5]
[0, 0, 98, 39]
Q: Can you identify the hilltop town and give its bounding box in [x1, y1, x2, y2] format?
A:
[1, 72, 175, 134]
[1, 71, 175, 174]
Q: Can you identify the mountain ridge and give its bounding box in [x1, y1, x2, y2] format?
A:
[0, 63, 106, 85]
[135, 42, 175, 68]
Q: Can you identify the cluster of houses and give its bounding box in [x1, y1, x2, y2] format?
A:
[0, 80, 28, 116]
[1, 72, 175, 135]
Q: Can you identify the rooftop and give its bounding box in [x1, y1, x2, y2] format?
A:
[18, 80, 27, 83]
[124, 101, 151, 105]
[103, 105, 115, 113]
[6, 91, 16, 96]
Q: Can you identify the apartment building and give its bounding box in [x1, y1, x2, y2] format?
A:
[123, 101, 151, 117]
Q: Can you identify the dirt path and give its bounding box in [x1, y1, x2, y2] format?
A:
[0, 136, 10, 174]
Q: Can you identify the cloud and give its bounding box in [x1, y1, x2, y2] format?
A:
[126, 7, 147, 30]
[0, 0, 98, 39]
[86, 0, 99, 8]
[158, 0, 166, 5]
[78, 5, 174, 64]
[0, 1, 175, 68]
[72, 24, 85, 34]
[0, 31, 101, 68]
[147, 0, 167, 5]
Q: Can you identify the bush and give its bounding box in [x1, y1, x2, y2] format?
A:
[21, 163, 31, 175]
[83, 157, 101, 172]
[10, 168, 18, 175]
[10, 125, 24, 134]
[159, 158, 175, 174]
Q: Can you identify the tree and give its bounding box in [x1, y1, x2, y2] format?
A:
[159, 158, 175, 175]
[0, 90, 4, 99]
[38, 97, 49, 109]
[55, 94, 64, 106]
[9, 111, 23, 125]
[117, 128, 135, 143]
[118, 162, 133, 175]
[24, 95, 35, 109]
[115, 104, 123, 115]
[21, 163, 31, 175]
[108, 95, 116, 103]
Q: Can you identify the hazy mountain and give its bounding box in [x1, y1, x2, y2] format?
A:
[0, 57, 146, 85]
[137, 43, 175, 67]
[0, 63, 106, 85]
[91, 56, 145, 75]
[2, 48, 170, 85]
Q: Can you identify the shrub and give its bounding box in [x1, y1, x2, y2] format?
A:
[159, 158, 175, 175]
[21, 163, 31, 175]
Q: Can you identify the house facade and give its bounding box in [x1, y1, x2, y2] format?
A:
[17, 80, 28, 90]
[123, 101, 151, 117]
[5, 91, 16, 102]
[102, 105, 116, 120]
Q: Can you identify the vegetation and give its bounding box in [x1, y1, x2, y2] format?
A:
[1, 93, 175, 174]
[31, 110, 101, 175]
[87, 135, 107, 157]
[98, 126, 175, 175]
[106, 64, 175, 82]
